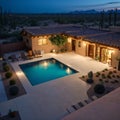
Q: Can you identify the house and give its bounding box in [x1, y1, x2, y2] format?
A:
[21, 25, 120, 70]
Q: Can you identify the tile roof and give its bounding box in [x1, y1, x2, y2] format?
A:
[23, 26, 120, 48]
[85, 32, 120, 48]
[23, 26, 80, 35]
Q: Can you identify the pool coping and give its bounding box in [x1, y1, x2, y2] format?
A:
[10, 54, 81, 93]
[19, 57, 79, 86]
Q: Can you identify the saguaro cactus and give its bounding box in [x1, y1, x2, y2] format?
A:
[86, 71, 94, 84]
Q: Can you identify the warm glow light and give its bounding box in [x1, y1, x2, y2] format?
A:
[52, 53, 57, 56]
[108, 50, 114, 54]
[112, 50, 114, 53]
[43, 61, 48, 67]
[17, 71, 22, 76]
[0, 57, 3, 60]
[66, 68, 71, 74]
[52, 49, 56, 53]
[83, 42, 86, 46]
[68, 38, 71, 43]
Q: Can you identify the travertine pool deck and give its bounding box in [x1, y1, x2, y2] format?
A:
[0, 53, 110, 120]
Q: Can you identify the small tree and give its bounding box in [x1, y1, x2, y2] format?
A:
[9, 79, 16, 86]
[94, 84, 105, 94]
[3, 65, 10, 72]
[5, 72, 12, 79]
[49, 34, 67, 47]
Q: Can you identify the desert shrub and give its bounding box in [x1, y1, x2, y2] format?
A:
[8, 56, 12, 60]
[101, 74, 106, 79]
[114, 80, 119, 83]
[117, 75, 120, 78]
[96, 74, 99, 77]
[111, 81, 115, 84]
[94, 84, 105, 94]
[60, 48, 67, 52]
[2, 62, 7, 66]
[3, 65, 10, 72]
[104, 68, 108, 71]
[102, 68, 108, 72]
[86, 79, 94, 84]
[107, 75, 111, 79]
[99, 79, 103, 82]
[5, 72, 12, 78]
[82, 75, 85, 78]
[9, 86, 19, 96]
[96, 72, 100, 77]
[9, 79, 16, 86]
[105, 80, 109, 83]
[108, 71, 113, 75]
[113, 70, 117, 73]
[112, 75, 115, 78]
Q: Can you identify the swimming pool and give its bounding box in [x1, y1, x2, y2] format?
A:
[19, 58, 78, 86]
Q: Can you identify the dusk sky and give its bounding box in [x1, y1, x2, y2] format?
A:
[0, 0, 120, 13]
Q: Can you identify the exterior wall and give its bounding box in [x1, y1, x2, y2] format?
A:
[75, 38, 120, 68]
[22, 30, 120, 69]
[75, 39, 87, 56]
[31, 36, 59, 53]
[112, 49, 120, 69]
[67, 37, 72, 51]
[23, 32, 72, 53]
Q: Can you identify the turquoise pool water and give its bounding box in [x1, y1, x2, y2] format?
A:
[19, 58, 78, 86]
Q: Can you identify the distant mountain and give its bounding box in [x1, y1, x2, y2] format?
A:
[69, 9, 99, 14]
[69, 9, 120, 14]
[106, 9, 120, 13]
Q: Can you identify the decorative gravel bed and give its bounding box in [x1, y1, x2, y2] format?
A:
[0, 61, 26, 100]
[80, 68, 120, 98]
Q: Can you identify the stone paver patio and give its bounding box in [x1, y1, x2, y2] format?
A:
[0, 52, 110, 120]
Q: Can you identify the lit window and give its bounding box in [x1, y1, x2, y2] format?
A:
[38, 38, 47, 45]
[42, 39, 47, 44]
[68, 38, 71, 43]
